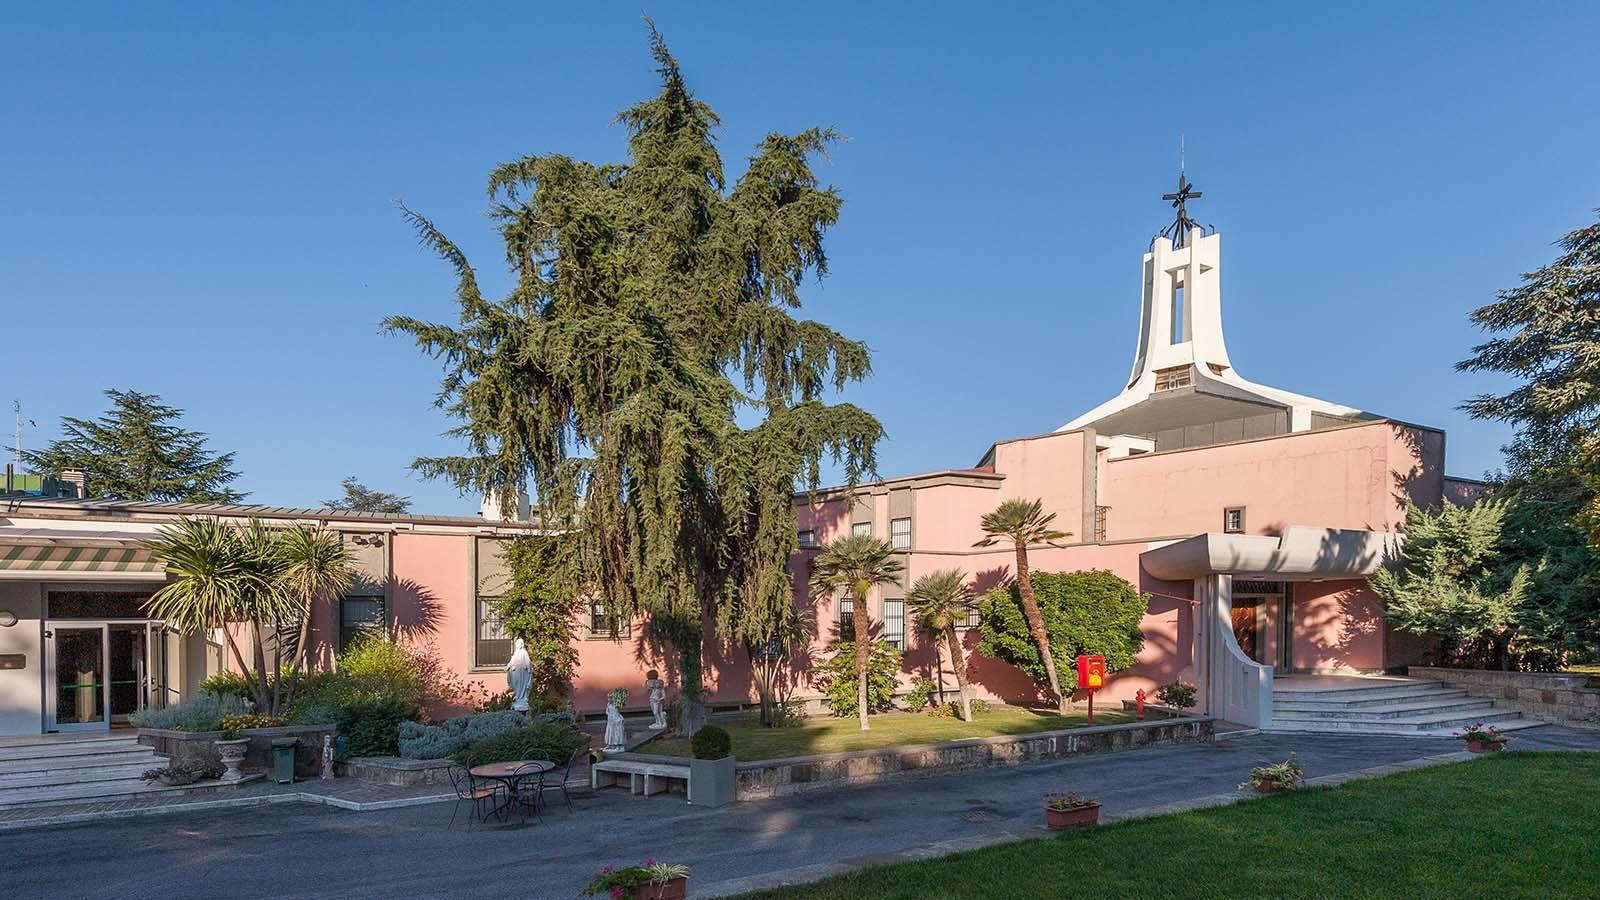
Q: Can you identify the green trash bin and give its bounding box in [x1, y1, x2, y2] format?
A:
[271, 738, 299, 784]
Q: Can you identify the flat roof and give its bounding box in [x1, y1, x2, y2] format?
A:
[1, 497, 541, 531]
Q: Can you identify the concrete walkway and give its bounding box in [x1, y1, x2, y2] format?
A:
[2, 725, 1595, 900]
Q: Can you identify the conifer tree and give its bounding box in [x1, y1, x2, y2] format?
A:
[23, 389, 244, 503]
[385, 24, 881, 728]
[324, 477, 412, 514]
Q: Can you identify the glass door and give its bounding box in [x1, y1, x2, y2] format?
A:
[51, 624, 109, 731]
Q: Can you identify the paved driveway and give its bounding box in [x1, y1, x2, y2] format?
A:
[6, 726, 1595, 900]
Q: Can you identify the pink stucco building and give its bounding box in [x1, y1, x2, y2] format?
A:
[0, 195, 1485, 736]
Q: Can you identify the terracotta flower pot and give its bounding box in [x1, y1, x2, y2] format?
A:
[1466, 739, 1506, 753]
[1253, 781, 1281, 794]
[636, 876, 688, 900]
[1045, 802, 1101, 830]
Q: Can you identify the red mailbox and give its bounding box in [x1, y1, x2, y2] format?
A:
[1076, 655, 1106, 690]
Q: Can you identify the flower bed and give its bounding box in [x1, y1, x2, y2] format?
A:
[137, 723, 336, 777]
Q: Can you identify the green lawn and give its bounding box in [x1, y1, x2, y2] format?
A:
[1566, 663, 1600, 687]
[645, 706, 1134, 760]
[732, 752, 1600, 900]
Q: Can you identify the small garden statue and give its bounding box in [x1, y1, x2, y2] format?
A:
[320, 734, 334, 780]
[646, 670, 668, 730]
[505, 637, 533, 712]
[604, 687, 629, 753]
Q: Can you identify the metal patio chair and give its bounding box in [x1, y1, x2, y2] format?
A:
[539, 736, 593, 813]
[447, 764, 504, 830]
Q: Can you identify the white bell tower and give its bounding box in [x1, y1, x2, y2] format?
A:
[1062, 171, 1366, 437]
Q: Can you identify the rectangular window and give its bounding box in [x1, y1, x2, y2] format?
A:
[475, 597, 513, 667]
[587, 600, 630, 639]
[958, 605, 982, 630]
[339, 595, 386, 651]
[882, 598, 905, 648]
[837, 596, 853, 634]
[852, 521, 872, 538]
[797, 529, 817, 548]
[889, 517, 911, 550]
[1224, 506, 1246, 534]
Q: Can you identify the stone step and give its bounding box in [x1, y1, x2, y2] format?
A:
[1268, 716, 1541, 738]
[1270, 680, 1454, 702]
[0, 750, 164, 779]
[1272, 696, 1493, 719]
[1272, 686, 1468, 708]
[0, 759, 166, 789]
[0, 736, 145, 762]
[0, 776, 160, 808]
[1271, 708, 1528, 734]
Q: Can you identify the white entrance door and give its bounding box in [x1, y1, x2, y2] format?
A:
[48, 624, 110, 731]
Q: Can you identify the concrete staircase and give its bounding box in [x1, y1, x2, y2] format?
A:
[1268, 678, 1541, 737]
[0, 733, 171, 809]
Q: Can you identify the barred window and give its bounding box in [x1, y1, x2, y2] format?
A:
[587, 600, 630, 639]
[889, 517, 911, 550]
[958, 605, 982, 630]
[852, 521, 872, 538]
[838, 596, 854, 633]
[475, 596, 512, 667]
[882, 598, 905, 648]
[797, 529, 818, 548]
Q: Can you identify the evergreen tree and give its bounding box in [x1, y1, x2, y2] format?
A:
[1459, 212, 1600, 471]
[385, 24, 881, 727]
[324, 477, 412, 514]
[1457, 211, 1600, 666]
[1370, 500, 1530, 669]
[23, 389, 244, 503]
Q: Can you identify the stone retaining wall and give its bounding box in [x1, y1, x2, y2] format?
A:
[342, 756, 456, 786]
[138, 724, 338, 778]
[1409, 667, 1600, 725]
[733, 717, 1214, 801]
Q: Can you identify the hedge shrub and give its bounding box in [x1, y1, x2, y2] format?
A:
[977, 569, 1147, 689]
[813, 640, 901, 718]
[397, 710, 531, 760]
[451, 721, 586, 768]
[130, 693, 252, 731]
[691, 725, 732, 760]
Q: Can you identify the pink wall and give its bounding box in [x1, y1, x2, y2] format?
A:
[992, 430, 1087, 539]
[1291, 579, 1386, 671]
[1100, 421, 1442, 541]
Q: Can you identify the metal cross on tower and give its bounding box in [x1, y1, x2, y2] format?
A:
[1158, 171, 1204, 248]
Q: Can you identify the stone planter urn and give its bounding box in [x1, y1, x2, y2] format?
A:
[1045, 802, 1101, 829]
[636, 876, 688, 900]
[215, 738, 250, 782]
[688, 755, 736, 807]
[1466, 739, 1507, 753]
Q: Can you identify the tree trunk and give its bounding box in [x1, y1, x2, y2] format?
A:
[1015, 541, 1067, 713]
[216, 620, 260, 712]
[677, 635, 707, 735]
[853, 585, 871, 731]
[285, 595, 316, 710]
[945, 624, 973, 722]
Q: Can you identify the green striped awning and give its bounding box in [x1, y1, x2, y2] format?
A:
[0, 542, 164, 575]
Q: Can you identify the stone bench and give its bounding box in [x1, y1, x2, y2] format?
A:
[591, 759, 689, 797]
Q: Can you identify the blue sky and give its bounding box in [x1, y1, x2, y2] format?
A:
[4, 2, 1597, 514]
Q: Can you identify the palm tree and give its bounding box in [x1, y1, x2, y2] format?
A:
[143, 517, 290, 712]
[976, 498, 1071, 712]
[275, 525, 352, 710]
[809, 533, 905, 731]
[906, 570, 978, 721]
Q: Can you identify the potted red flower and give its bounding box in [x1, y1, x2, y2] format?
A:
[1455, 723, 1509, 753]
[1043, 792, 1101, 829]
[1241, 753, 1305, 794]
[581, 860, 690, 900]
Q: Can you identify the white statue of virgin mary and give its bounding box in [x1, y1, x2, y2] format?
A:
[505, 638, 533, 712]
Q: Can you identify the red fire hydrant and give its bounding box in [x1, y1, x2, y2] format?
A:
[1135, 689, 1146, 721]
